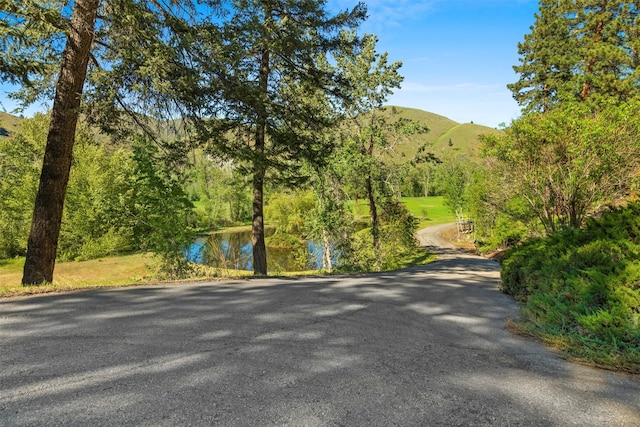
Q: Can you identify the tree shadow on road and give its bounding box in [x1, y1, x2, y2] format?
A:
[1, 256, 639, 425]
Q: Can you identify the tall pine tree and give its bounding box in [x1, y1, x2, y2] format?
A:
[510, 0, 640, 112]
[0, 0, 204, 284]
[190, 0, 366, 276]
[508, 0, 577, 112]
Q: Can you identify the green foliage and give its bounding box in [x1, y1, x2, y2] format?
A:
[0, 115, 196, 279]
[265, 190, 315, 236]
[59, 130, 137, 261]
[435, 157, 475, 216]
[501, 203, 640, 371]
[510, 0, 640, 112]
[482, 102, 640, 234]
[127, 138, 196, 279]
[188, 153, 252, 229]
[0, 114, 45, 258]
[342, 200, 425, 271]
[466, 164, 535, 252]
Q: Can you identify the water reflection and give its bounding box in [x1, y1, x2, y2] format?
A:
[186, 229, 325, 272]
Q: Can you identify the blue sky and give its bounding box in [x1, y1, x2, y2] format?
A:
[1, 0, 540, 128]
[333, 0, 540, 128]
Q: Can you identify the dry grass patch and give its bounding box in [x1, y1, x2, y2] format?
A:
[0, 254, 155, 297]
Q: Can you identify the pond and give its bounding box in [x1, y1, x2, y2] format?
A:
[186, 228, 327, 272]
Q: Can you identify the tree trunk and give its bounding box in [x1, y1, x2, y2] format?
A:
[22, 0, 99, 285]
[322, 230, 332, 272]
[366, 173, 379, 252]
[252, 163, 267, 276]
[365, 128, 379, 253]
[251, 46, 270, 276]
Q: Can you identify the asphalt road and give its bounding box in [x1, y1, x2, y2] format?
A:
[1, 224, 639, 426]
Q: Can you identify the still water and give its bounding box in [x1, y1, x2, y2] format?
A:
[186, 229, 325, 272]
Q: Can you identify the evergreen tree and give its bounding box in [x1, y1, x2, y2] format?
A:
[573, 0, 640, 104]
[509, 0, 578, 112]
[510, 0, 640, 112]
[191, 0, 366, 276]
[6, 0, 100, 285]
[0, 0, 204, 284]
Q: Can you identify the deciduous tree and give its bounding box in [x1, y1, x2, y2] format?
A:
[482, 102, 640, 233]
[335, 33, 429, 254]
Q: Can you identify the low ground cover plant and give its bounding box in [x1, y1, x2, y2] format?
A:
[501, 203, 640, 372]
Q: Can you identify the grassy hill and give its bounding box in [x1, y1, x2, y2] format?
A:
[0, 111, 23, 138]
[0, 106, 501, 163]
[383, 106, 501, 162]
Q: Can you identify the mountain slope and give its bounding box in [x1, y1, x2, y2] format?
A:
[384, 106, 501, 162]
[0, 107, 501, 163]
[0, 111, 23, 138]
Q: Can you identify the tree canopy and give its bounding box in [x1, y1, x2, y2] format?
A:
[509, 0, 640, 112]
[0, 0, 373, 281]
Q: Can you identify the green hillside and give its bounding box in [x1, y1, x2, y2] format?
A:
[0, 111, 23, 138]
[383, 106, 501, 162]
[0, 107, 500, 163]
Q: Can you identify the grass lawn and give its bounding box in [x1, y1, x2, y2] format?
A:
[400, 196, 456, 227]
[0, 254, 155, 297]
[352, 196, 456, 228]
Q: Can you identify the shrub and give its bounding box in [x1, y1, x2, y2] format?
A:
[501, 203, 640, 370]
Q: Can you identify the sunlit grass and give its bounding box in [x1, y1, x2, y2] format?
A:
[351, 196, 455, 228]
[0, 254, 155, 297]
[400, 196, 456, 227]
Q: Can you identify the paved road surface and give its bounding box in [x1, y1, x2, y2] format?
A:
[1, 224, 639, 426]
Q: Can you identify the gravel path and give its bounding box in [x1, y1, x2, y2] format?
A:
[1, 224, 639, 426]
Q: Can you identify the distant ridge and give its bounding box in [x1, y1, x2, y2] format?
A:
[0, 111, 23, 138]
[382, 106, 501, 162]
[0, 107, 501, 163]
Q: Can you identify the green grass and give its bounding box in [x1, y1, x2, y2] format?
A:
[0, 254, 155, 297]
[400, 196, 456, 227]
[352, 196, 455, 228]
[432, 123, 501, 160]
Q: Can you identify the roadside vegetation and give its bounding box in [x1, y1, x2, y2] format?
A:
[0, 195, 457, 296]
[3, 0, 640, 373]
[478, 1, 640, 373]
[501, 204, 640, 372]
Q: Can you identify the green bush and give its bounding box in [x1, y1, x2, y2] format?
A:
[501, 203, 640, 370]
[342, 200, 425, 272]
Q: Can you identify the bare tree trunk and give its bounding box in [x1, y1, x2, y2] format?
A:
[252, 163, 267, 275]
[22, 0, 99, 285]
[322, 230, 332, 272]
[251, 46, 269, 276]
[366, 173, 379, 251]
[365, 127, 379, 253]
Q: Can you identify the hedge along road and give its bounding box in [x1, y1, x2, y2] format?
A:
[1, 224, 639, 426]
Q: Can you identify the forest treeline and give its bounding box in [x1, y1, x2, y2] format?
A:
[0, 0, 492, 283]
